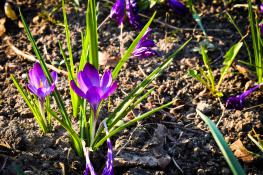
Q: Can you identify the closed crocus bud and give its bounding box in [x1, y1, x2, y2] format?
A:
[167, 0, 188, 15]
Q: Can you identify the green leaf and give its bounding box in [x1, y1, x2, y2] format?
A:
[217, 41, 243, 88]
[87, 0, 99, 68]
[112, 12, 156, 78]
[201, 47, 215, 91]
[94, 100, 173, 149]
[196, 109, 246, 175]
[188, 69, 208, 86]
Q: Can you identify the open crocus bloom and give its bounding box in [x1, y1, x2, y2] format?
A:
[167, 0, 188, 15]
[226, 83, 263, 110]
[110, 0, 141, 29]
[132, 28, 159, 58]
[28, 62, 57, 101]
[83, 122, 114, 175]
[70, 63, 118, 113]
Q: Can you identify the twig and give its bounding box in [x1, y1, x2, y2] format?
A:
[98, 15, 110, 30]
[216, 97, 226, 127]
[6, 39, 68, 76]
[172, 157, 184, 174]
[138, 65, 147, 77]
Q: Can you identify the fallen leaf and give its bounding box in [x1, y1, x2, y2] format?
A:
[230, 139, 255, 163]
[99, 51, 119, 67]
[0, 18, 6, 37]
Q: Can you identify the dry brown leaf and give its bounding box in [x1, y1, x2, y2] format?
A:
[230, 139, 255, 163]
[99, 51, 119, 67]
[0, 18, 6, 37]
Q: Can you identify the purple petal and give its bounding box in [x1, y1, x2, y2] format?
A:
[260, 4, 263, 13]
[77, 71, 90, 93]
[51, 71, 58, 84]
[36, 88, 46, 101]
[167, 0, 188, 15]
[29, 62, 46, 87]
[85, 87, 103, 112]
[139, 40, 156, 48]
[132, 47, 159, 58]
[110, 0, 125, 25]
[125, 0, 141, 29]
[101, 70, 113, 92]
[28, 84, 38, 95]
[84, 154, 97, 175]
[102, 81, 118, 99]
[70, 80, 86, 99]
[83, 63, 100, 87]
[226, 83, 263, 110]
[102, 122, 114, 175]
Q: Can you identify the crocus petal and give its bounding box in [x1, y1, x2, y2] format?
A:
[28, 84, 38, 95]
[36, 88, 47, 101]
[139, 40, 156, 48]
[101, 70, 113, 92]
[110, 0, 125, 25]
[260, 4, 263, 13]
[132, 47, 158, 58]
[77, 71, 90, 93]
[83, 63, 100, 87]
[84, 154, 97, 175]
[167, 0, 188, 15]
[226, 83, 263, 110]
[70, 80, 86, 99]
[102, 81, 118, 99]
[29, 63, 46, 87]
[51, 71, 58, 84]
[102, 122, 114, 175]
[85, 87, 104, 112]
[125, 0, 141, 29]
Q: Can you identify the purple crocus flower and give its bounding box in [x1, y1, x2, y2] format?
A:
[110, 0, 141, 29]
[226, 83, 263, 110]
[27, 62, 57, 101]
[260, 4, 263, 13]
[83, 122, 114, 175]
[110, 0, 125, 25]
[167, 0, 188, 15]
[70, 63, 117, 113]
[132, 28, 159, 59]
[125, 0, 141, 29]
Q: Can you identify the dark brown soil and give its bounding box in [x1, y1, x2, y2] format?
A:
[1, 0, 263, 175]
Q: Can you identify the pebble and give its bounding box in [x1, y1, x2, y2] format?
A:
[197, 101, 212, 114]
[197, 169, 205, 174]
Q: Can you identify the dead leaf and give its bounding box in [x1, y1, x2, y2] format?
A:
[234, 64, 257, 81]
[0, 18, 6, 37]
[230, 139, 255, 163]
[99, 51, 119, 67]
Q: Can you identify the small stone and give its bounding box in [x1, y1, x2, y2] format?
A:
[197, 169, 205, 174]
[197, 101, 212, 114]
[22, 73, 27, 80]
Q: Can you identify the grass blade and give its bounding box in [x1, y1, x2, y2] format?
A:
[196, 109, 245, 175]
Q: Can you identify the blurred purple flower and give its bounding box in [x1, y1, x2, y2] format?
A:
[167, 0, 188, 15]
[125, 0, 141, 29]
[110, 0, 125, 25]
[226, 83, 262, 110]
[260, 4, 263, 13]
[83, 122, 114, 175]
[132, 28, 159, 58]
[28, 62, 57, 101]
[70, 63, 117, 113]
[110, 0, 141, 29]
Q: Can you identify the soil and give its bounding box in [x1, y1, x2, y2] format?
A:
[1, 0, 263, 175]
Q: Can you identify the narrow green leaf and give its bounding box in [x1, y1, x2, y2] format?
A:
[188, 69, 208, 87]
[217, 42, 243, 88]
[201, 47, 215, 90]
[196, 109, 245, 175]
[112, 12, 156, 78]
[94, 100, 173, 149]
[87, 0, 99, 68]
